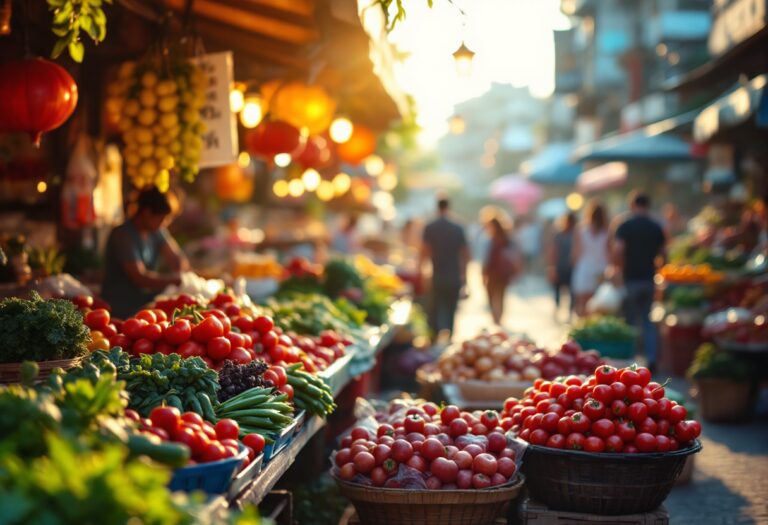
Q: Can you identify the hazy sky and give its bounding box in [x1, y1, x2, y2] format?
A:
[388, 0, 570, 145]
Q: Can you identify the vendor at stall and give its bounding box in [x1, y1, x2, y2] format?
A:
[102, 188, 188, 318]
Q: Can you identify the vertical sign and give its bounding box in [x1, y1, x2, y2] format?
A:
[190, 51, 238, 168]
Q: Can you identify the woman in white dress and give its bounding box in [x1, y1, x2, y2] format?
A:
[571, 199, 610, 316]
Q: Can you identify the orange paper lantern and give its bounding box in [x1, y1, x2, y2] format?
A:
[271, 81, 336, 135]
[336, 125, 376, 165]
[215, 164, 253, 202]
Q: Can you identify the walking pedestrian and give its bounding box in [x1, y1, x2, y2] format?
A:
[613, 191, 666, 371]
[482, 215, 522, 325]
[419, 195, 470, 338]
[548, 211, 576, 318]
[572, 199, 610, 316]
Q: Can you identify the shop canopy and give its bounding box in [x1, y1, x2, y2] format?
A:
[521, 143, 581, 184]
[693, 74, 768, 142]
[573, 124, 697, 163]
[576, 162, 628, 193]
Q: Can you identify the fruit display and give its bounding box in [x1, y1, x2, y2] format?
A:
[657, 263, 724, 284]
[701, 308, 768, 347]
[569, 315, 637, 343]
[332, 400, 520, 489]
[0, 292, 90, 364]
[426, 333, 602, 382]
[106, 54, 207, 190]
[502, 364, 702, 453]
[353, 255, 406, 295]
[232, 253, 284, 280]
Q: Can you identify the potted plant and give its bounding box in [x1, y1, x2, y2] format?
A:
[687, 343, 752, 422]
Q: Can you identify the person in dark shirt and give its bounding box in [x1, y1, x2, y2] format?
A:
[547, 212, 576, 317]
[419, 196, 470, 338]
[102, 188, 188, 318]
[613, 191, 666, 370]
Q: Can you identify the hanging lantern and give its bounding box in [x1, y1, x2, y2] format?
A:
[271, 82, 336, 135]
[295, 135, 331, 169]
[336, 125, 376, 165]
[245, 120, 305, 159]
[214, 163, 253, 202]
[0, 58, 78, 146]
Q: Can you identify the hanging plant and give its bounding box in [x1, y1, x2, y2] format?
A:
[0, 58, 78, 146]
[106, 52, 207, 191]
[47, 0, 112, 63]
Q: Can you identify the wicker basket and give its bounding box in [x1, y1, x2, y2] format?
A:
[692, 378, 752, 422]
[520, 440, 701, 515]
[0, 357, 83, 385]
[334, 474, 525, 525]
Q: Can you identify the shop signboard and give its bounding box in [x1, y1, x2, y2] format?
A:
[709, 0, 767, 56]
[190, 51, 238, 168]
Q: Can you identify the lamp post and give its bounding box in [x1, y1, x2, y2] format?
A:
[453, 41, 475, 77]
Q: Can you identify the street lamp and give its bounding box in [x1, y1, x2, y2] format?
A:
[453, 41, 475, 77]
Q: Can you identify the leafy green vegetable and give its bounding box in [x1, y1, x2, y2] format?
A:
[687, 343, 751, 382]
[322, 259, 364, 298]
[0, 292, 89, 363]
[48, 0, 113, 63]
[266, 294, 365, 336]
[569, 315, 637, 343]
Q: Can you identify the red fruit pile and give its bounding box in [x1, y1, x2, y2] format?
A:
[105, 292, 349, 372]
[333, 403, 519, 490]
[129, 407, 265, 467]
[502, 364, 702, 453]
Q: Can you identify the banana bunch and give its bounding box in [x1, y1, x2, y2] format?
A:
[106, 56, 208, 191]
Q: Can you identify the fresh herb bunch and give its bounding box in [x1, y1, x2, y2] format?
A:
[218, 359, 271, 402]
[267, 294, 364, 336]
[0, 291, 90, 363]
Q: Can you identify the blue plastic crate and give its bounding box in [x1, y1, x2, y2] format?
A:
[169, 446, 248, 494]
[263, 415, 300, 462]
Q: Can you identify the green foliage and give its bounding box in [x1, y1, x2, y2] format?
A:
[569, 315, 638, 343]
[266, 294, 365, 336]
[322, 259, 364, 298]
[48, 0, 112, 63]
[666, 286, 707, 311]
[0, 292, 90, 363]
[687, 343, 751, 382]
[27, 246, 66, 276]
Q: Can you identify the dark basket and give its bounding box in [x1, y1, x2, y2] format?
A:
[520, 440, 702, 515]
[334, 474, 525, 525]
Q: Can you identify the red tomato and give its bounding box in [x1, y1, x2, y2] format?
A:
[549, 382, 567, 397]
[370, 466, 387, 487]
[229, 346, 253, 364]
[657, 398, 672, 418]
[528, 428, 549, 446]
[406, 454, 428, 472]
[638, 417, 658, 435]
[569, 412, 591, 433]
[480, 410, 500, 428]
[487, 432, 507, 453]
[635, 432, 657, 452]
[582, 400, 605, 421]
[472, 473, 492, 489]
[192, 316, 224, 343]
[646, 381, 665, 400]
[253, 316, 275, 334]
[635, 366, 651, 387]
[453, 450, 473, 470]
[440, 405, 461, 425]
[605, 435, 624, 452]
[110, 334, 131, 351]
[132, 338, 154, 355]
[164, 319, 192, 345]
[200, 442, 227, 463]
[278, 384, 294, 401]
[390, 439, 414, 463]
[150, 406, 181, 435]
[595, 365, 617, 385]
[404, 414, 426, 435]
[584, 436, 605, 453]
[233, 315, 254, 333]
[123, 318, 148, 339]
[610, 381, 628, 401]
[225, 332, 245, 348]
[350, 427, 371, 441]
[471, 423, 489, 435]
[627, 384, 645, 402]
[421, 438, 446, 461]
[669, 404, 687, 424]
[591, 384, 614, 404]
[335, 448, 352, 467]
[353, 451, 375, 474]
[177, 340, 206, 359]
[591, 418, 615, 439]
[377, 424, 395, 438]
[431, 457, 459, 483]
[141, 322, 163, 342]
[215, 419, 240, 440]
[174, 427, 202, 455]
[181, 412, 204, 426]
[616, 420, 637, 443]
[619, 368, 641, 386]
[628, 402, 649, 423]
[85, 309, 110, 330]
[338, 462, 356, 480]
[207, 336, 232, 360]
[152, 309, 168, 323]
[472, 453, 498, 476]
[101, 323, 118, 339]
[610, 400, 628, 417]
[135, 309, 157, 324]
[565, 432, 586, 450]
[557, 416, 571, 435]
[497, 456, 517, 477]
[656, 435, 672, 452]
[372, 444, 391, 465]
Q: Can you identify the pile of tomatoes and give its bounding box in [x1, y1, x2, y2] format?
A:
[130, 406, 266, 467]
[333, 402, 519, 490]
[502, 364, 701, 453]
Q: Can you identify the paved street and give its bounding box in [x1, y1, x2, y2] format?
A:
[453, 266, 768, 525]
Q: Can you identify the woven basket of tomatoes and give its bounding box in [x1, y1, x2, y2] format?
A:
[503, 364, 703, 515]
[330, 400, 525, 525]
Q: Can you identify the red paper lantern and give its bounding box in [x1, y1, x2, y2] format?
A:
[295, 135, 331, 169]
[336, 125, 376, 165]
[0, 58, 78, 146]
[245, 120, 304, 159]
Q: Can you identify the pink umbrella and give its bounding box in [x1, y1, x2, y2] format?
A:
[489, 175, 543, 214]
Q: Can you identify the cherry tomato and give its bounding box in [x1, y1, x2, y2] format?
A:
[268, 366, 288, 387]
[584, 436, 605, 453]
[338, 462, 356, 480]
[390, 439, 414, 463]
[181, 412, 204, 426]
[152, 309, 168, 323]
[565, 432, 585, 450]
[123, 318, 148, 339]
[619, 368, 641, 386]
[656, 434, 672, 452]
[278, 384, 294, 401]
[201, 442, 227, 462]
[610, 381, 628, 401]
[634, 432, 657, 452]
[85, 309, 110, 330]
[177, 340, 206, 359]
[605, 435, 624, 452]
[611, 400, 628, 417]
[193, 316, 224, 343]
[110, 334, 131, 351]
[135, 309, 157, 324]
[141, 322, 164, 342]
[582, 400, 605, 421]
[207, 336, 232, 360]
[480, 410, 500, 428]
[228, 346, 253, 364]
[616, 420, 637, 442]
[215, 419, 240, 440]
[150, 406, 181, 435]
[529, 429, 549, 446]
[404, 414, 426, 435]
[591, 384, 614, 404]
[595, 365, 617, 385]
[101, 323, 118, 339]
[164, 319, 192, 345]
[569, 412, 591, 433]
[635, 366, 651, 387]
[591, 418, 615, 439]
[628, 402, 649, 423]
[233, 315, 254, 333]
[441, 405, 462, 425]
[546, 434, 566, 449]
[132, 338, 154, 355]
[225, 332, 245, 349]
[669, 404, 687, 424]
[253, 316, 275, 334]
[353, 451, 376, 474]
[647, 381, 665, 399]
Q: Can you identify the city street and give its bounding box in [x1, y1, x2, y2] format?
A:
[453, 266, 768, 524]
